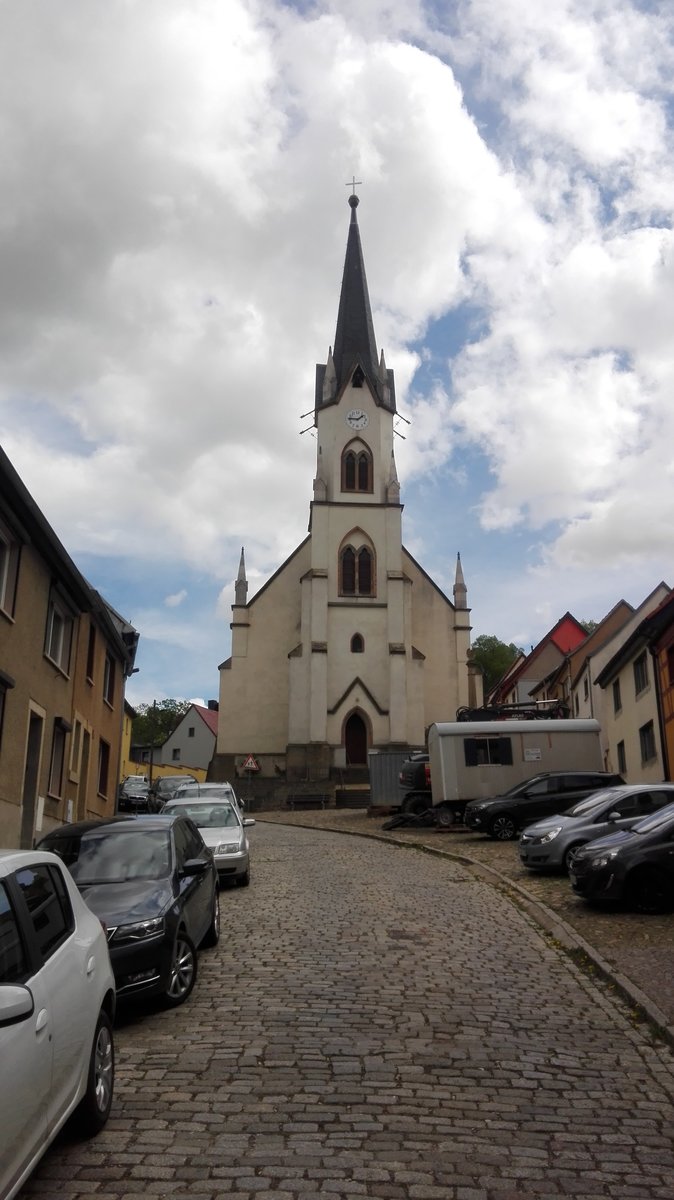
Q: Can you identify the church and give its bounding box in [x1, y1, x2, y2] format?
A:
[213, 194, 481, 802]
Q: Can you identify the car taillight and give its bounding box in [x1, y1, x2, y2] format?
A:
[424, 764, 431, 786]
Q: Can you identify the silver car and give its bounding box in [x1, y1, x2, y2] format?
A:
[519, 784, 674, 873]
[162, 798, 254, 887]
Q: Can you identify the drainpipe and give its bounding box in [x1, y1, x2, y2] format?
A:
[650, 645, 669, 781]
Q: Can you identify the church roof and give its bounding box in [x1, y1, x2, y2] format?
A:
[315, 195, 396, 413]
[332, 195, 379, 387]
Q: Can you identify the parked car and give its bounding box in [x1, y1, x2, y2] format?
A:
[568, 801, 674, 913]
[174, 780, 244, 815]
[0, 849, 116, 1200]
[463, 771, 625, 840]
[398, 751, 431, 814]
[117, 776, 151, 813]
[38, 814, 219, 1007]
[162, 797, 254, 887]
[150, 775, 196, 810]
[519, 784, 674, 872]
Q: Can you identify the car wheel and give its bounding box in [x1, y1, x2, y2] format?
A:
[435, 804, 458, 828]
[202, 891, 220, 947]
[628, 868, 674, 915]
[235, 867, 250, 887]
[563, 844, 583, 873]
[74, 1009, 114, 1136]
[401, 793, 429, 816]
[489, 813, 517, 840]
[164, 931, 197, 1006]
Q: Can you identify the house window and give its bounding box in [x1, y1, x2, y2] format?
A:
[103, 653, 115, 707]
[633, 651, 648, 696]
[172, 748, 180, 762]
[639, 720, 656, 764]
[351, 633, 364, 653]
[668, 645, 674, 687]
[0, 518, 20, 619]
[97, 739, 110, 797]
[583, 676, 589, 700]
[188, 726, 195, 738]
[86, 622, 96, 682]
[339, 545, 375, 597]
[342, 447, 373, 493]
[574, 694, 579, 715]
[48, 722, 67, 798]
[612, 679, 622, 714]
[617, 740, 627, 774]
[45, 593, 74, 675]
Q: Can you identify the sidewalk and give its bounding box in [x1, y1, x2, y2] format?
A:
[258, 807, 674, 1046]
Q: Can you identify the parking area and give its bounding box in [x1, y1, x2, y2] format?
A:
[17, 820, 674, 1200]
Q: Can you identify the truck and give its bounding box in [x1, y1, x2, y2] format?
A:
[427, 718, 604, 826]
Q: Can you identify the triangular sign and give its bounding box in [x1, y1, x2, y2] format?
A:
[241, 754, 259, 772]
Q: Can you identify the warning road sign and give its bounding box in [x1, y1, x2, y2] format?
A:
[241, 754, 259, 772]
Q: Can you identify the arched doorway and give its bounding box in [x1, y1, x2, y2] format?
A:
[344, 712, 368, 765]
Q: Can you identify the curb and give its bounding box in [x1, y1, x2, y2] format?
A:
[259, 815, 674, 1050]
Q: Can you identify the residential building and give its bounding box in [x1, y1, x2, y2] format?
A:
[488, 613, 588, 708]
[595, 614, 666, 782]
[160, 702, 219, 772]
[0, 447, 138, 845]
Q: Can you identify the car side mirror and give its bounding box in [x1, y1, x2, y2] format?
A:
[0, 984, 35, 1026]
[243, 817, 256, 827]
[607, 811, 622, 822]
[182, 857, 210, 877]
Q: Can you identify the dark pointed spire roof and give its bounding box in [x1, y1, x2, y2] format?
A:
[332, 195, 379, 385]
[315, 194, 396, 414]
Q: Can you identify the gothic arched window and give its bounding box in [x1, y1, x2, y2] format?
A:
[339, 542, 375, 597]
[351, 633, 364, 653]
[341, 445, 372, 493]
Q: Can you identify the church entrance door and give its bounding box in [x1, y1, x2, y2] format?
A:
[345, 712, 368, 765]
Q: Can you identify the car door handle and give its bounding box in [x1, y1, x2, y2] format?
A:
[35, 1008, 49, 1034]
[86, 955, 96, 978]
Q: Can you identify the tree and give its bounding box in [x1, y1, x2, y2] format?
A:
[132, 699, 191, 750]
[469, 634, 522, 694]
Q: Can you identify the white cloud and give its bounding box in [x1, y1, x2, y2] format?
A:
[1, 0, 673, 698]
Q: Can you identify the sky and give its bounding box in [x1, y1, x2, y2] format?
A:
[2, 0, 674, 708]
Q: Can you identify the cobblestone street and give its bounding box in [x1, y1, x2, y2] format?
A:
[19, 821, 674, 1200]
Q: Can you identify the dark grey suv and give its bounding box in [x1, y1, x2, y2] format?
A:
[463, 771, 625, 840]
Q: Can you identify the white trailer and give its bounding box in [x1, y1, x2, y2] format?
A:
[427, 718, 603, 820]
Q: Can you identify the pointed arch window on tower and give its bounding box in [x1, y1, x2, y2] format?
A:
[342, 446, 372, 493]
[351, 633, 364, 653]
[339, 544, 375, 597]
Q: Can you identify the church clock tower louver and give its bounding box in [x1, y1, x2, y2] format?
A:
[214, 195, 480, 803]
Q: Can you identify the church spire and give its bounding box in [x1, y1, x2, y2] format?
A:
[315, 194, 396, 414]
[453, 552, 468, 609]
[332, 195, 379, 388]
[234, 547, 248, 606]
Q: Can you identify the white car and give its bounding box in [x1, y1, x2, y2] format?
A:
[0, 849, 116, 1200]
[172, 781, 245, 817]
[161, 797, 254, 886]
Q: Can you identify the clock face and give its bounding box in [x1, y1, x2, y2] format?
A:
[346, 408, 369, 430]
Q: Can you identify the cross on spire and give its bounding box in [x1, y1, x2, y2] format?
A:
[345, 175, 362, 196]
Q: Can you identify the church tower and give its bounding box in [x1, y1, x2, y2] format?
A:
[215, 195, 477, 797]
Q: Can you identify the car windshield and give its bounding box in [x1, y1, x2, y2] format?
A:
[167, 803, 239, 829]
[565, 789, 620, 818]
[45, 828, 171, 883]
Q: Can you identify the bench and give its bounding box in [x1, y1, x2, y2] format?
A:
[286, 793, 329, 811]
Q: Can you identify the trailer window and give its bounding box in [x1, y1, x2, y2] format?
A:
[463, 737, 513, 767]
